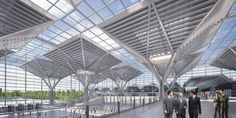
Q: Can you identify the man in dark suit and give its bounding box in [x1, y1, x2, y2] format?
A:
[188, 90, 201, 118]
[175, 92, 187, 118]
[163, 90, 175, 118]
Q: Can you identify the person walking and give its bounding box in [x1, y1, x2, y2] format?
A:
[175, 92, 187, 118]
[188, 90, 201, 118]
[163, 90, 175, 118]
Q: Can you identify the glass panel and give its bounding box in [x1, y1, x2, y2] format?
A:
[48, 6, 65, 18]
[63, 16, 77, 26]
[48, 25, 63, 34]
[103, 0, 116, 5]
[91, 37, 102, 43]
[111, 43, 120, 48]
[90, 27, 103, 35]
[69, 11, 85, 22]
[48, 0, 57, 4]
[56, 0, 73, 13]
[230, 4, 236, 14]
[86, 0, 105, 11]
[121, 0, 139, 8]
[66, 28, 80, 36]
[54, 35, 67, 42]
[38, 34, 51, 40]
[74, 23, 86, 32]
[99, 41, 108, 47]
[31, 0, 52, 10]
[54, 20, 71, 31]
[89, 14, 103, 24]
[105, 38, 116, 45]
[77, 2, 94, 17]
[50, 39, 61, 44]
[97, 7, 113, 20]
[108, 0, 125, 14]
[99, 33, 109, 40]
[104, 45, 113, 50]
[80, 19, 94, 28]
[83, 31, 95, 39]
[43, 30, 57, 38]
[60, 32, 72, 39]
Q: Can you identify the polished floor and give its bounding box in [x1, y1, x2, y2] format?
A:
[105, 101, 236, 118]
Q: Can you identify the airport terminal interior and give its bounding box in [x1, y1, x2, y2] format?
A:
[1, 0, 236, 118]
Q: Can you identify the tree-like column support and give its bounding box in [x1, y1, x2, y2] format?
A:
[159, 80, 164, 101]
[84, 85, 89, 118]
[41, 77, 62, 105]
[49, 88, 55, 105]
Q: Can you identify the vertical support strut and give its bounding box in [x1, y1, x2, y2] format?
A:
[159, 80, 164, 101]
[4, 48, 6, 107]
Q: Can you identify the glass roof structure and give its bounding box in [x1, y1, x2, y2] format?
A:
[1, 0, 236, 99]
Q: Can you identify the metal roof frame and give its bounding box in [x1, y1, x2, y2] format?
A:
[0, 0, 54, 38]
[102, 65, 142, 90]
[211, 45, 236, 71]
[20, 57, 73, 89]
[98, 0, 234, 99]
[44, 34, 121, 88]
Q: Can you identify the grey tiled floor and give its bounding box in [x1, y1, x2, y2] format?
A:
[105, 101, 236, 118]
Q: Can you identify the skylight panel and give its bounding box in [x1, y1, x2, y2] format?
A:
[43, 30, 57, 38]
[105, 38, 116, 45]
[97, 7, 113, 20]
[31, 0, 52, 10]
[38, 34, 51, 40]
[99, 33, 109, 40]
[121, 0, 140, 8]
[48, 6, 65, 18]
[89, 14, 103, 24]
[77, 2, 94, 17]
[31, 39, 43, 46]
[55, 0, 73, 13]
[230, 4, 236, 14]
[63, 16, 77, 26]
[92, 37, 102, 43]
[48, 0, 57, 4]
[83, 31, 96, 39]
[108, 0, 125, 15]
[104, 45, 113, 50]
[103, 0, 116, 5]
[48, 25, 63, 34]
[99, 41, 108, 47]
[66, 28, 80, 36]
[74, 23, 86, 32]
[86, 0, 105, 11]
[54, 35, 67, 42]
[111, 43, 120, 48]
[60, 32, 72, 39]
[90, 27, 103, 35]
[69, 11, 85, 22]
[80, 19, 94, 28]
[50, 39, 61, 45]
[27, 42, 39, 48]
[54, 20, 71, 31]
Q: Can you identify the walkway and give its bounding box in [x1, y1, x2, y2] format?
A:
[105, 101, 236, 118]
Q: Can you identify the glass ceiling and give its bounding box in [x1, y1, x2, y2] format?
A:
[5, 0, 236, 86]
[200, 6, 236, 64]
[8, 0, 146, 72]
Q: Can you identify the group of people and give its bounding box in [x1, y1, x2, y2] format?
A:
[163, 90, 201, 118]
[163, 89, 229, 118]
[214, 90, 229, 118]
